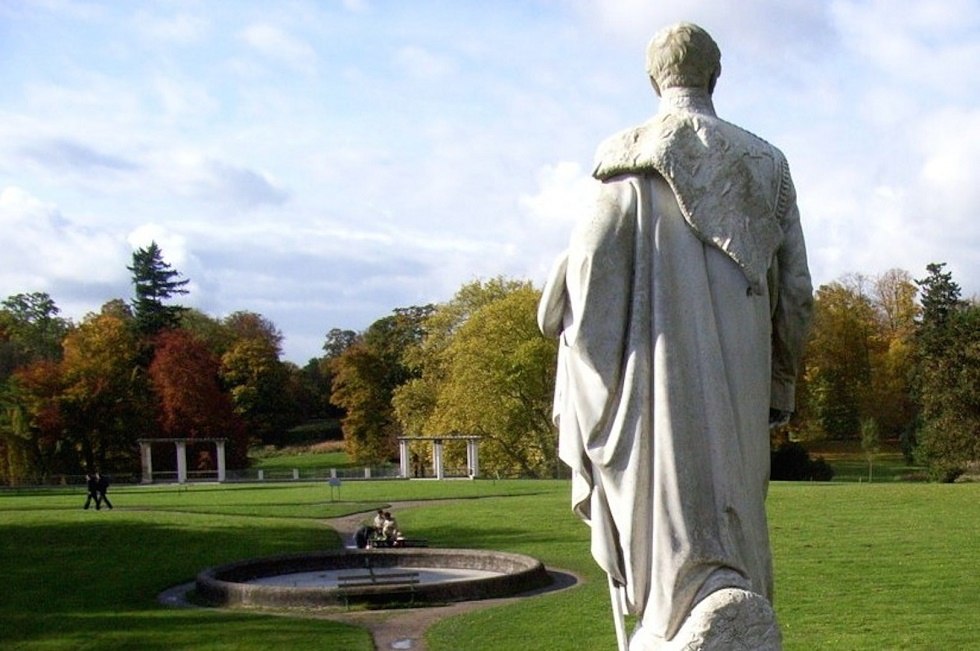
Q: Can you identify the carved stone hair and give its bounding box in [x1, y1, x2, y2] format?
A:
[646, 22, 722, 93]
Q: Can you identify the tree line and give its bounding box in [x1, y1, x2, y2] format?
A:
[0, 243, 328, 484]
[326, 264, 979, 482]
[2, 251, 977, 484]
[792, 263, 979, 480]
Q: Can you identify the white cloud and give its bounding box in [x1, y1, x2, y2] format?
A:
[831, 0, 980, 96]
[0, 187, 130, 306]
[152, 75, 219, 122]
[239, 23, 317, 73]
[917, 110, 980, 200]
[520, 161, 596, 229]
[134, 11, 209, 43]
[393, 46, 457, 80]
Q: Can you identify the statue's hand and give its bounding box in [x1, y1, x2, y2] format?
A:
[768, 409, 791, 429]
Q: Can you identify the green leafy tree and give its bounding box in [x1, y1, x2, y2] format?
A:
[221, 337, 296, 446]
[913, 263, 979, 481]
[178, 309, 232, 354]
[128, 242, 189, 336]
[323, 328, 358, 359]
[393, 278, 527, 437]
[217, 311, 299, 445]
[424, 285, 558, 477]
[0, 292, 71, 379]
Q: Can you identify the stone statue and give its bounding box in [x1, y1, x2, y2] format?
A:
[538, 22, 813, 650]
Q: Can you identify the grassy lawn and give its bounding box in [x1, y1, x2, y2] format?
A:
[1, 479, 977, 649]
[249, 440, 355, 472]
[249, 449, 353, 472]
[805, 439, 928, 482]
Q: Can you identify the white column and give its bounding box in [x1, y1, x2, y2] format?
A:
[215, 440, 226, 482]
[175, 441, 187, 484]
[398, 439, 410, 478]
[467, 438, 480, 478]
[139, 441, 153, 484]
[433, 439, 444, 480]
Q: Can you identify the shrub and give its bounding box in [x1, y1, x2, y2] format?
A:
[771, 441, 835, 481]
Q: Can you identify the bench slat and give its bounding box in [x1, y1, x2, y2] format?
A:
[337, 570, 420, 589]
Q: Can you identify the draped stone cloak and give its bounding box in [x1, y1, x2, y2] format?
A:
[539, 100, 812, 641]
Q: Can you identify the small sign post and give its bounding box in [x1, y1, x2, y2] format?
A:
[328, 476, 341, 501]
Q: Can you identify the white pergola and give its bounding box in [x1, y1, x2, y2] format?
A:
[137, 438, 227, 484]
[397, 435, 482, 479]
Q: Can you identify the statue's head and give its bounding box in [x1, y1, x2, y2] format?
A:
[646, 22, 721, 96]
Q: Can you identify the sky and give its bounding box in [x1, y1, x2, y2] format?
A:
[2, 0, 980, 363]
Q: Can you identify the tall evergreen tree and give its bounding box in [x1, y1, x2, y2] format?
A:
[915, 262, 962, 357]
[913, 262, 979, 481]
[128, 242, 189, 336]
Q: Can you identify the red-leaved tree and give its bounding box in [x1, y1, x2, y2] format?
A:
[149, 330, 247, 468]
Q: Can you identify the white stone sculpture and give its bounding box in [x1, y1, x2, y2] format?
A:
[538, 22, 813, 651]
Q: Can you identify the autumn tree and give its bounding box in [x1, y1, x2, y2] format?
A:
[0, 360, 66, 483]
[149, 329, 247, 468]
[59, 313, 147, 472]
[867, 269, 919, 440]
[802, 277, 878, 439]
[330, 306, 432, 464]
[129, 242, 189, 336]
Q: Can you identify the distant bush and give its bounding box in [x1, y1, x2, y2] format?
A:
[771, 441, 835, 481]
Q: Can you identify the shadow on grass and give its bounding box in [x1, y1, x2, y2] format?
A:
[0, 515, 370, 648]
[3, 610, 370, 650]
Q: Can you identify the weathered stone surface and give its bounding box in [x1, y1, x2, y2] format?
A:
[629, 588, 781, 651]
[539, 21, 812, 644]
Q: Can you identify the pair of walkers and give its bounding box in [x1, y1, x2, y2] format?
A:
[83, 472, 112, 510]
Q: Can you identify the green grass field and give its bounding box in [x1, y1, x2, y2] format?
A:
[1, 479, 977, 650]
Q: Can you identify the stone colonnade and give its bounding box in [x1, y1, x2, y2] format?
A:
[397, 436, 481, 479]
[137, 438, 227, 484]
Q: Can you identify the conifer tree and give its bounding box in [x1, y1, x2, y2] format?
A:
[128, 242, 189, 336]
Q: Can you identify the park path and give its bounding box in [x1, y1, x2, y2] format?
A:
[320, 500, 579, 651]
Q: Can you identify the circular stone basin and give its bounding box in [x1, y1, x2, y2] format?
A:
[196, 548, 552, 609]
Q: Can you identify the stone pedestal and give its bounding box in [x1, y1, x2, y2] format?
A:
[629, 589, 781, 651]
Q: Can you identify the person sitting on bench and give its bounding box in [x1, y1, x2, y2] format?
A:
[381, 511, 401, 542]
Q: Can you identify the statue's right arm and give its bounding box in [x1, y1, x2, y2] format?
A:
[538, 251, 569, 338]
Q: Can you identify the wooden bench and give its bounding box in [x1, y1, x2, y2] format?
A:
[336, 568, 421, 607]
